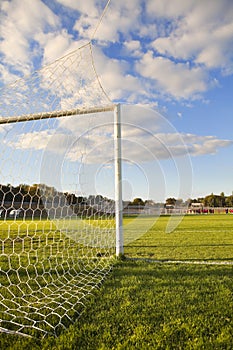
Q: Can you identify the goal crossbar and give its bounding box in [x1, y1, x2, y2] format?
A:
[0, 105, 116, 125]
[0, 102, 123, 257]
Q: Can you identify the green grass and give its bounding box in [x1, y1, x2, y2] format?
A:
[124, 214, 233, 261]
[1, 214, 233, 349]
[0, 218, 114, 336]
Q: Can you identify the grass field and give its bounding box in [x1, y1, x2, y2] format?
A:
[0, 214, 233, 349]
[0, 218, 115, 337]
[124, 214, 233, 261]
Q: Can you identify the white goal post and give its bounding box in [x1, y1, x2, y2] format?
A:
[114, 104, 123, 256]
[0, 42, 123, 337]
[0, 103, 123, 337]
[0, 103, 124, 256]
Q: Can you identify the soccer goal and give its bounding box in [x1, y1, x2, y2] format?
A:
[0, 43, 123, 337]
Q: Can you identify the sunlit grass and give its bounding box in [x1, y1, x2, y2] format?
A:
[0, 217, 115, 337]
[1, 260, 232, 350]
[0, 214, 233, 349]
[124, 214, 233, 261]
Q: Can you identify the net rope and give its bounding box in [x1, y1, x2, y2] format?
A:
[90, 0, 112, 40]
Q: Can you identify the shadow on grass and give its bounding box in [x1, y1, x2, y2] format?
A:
[1, 259, 233, 350]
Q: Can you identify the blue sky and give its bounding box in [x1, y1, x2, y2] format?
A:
[0, 0, 233, 202]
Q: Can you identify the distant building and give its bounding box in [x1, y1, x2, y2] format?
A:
[191, 202, 203, 208]
[189, 202, 203, 214]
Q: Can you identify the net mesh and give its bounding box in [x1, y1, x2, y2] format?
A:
[0, 42, 116, 337]
[0, 42, 112, 118]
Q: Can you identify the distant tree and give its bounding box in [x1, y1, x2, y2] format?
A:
[144, 199, 156, 206]
[203, 193, 226, 207]
[29, 184, 41, 196]
[131, 198, 145, 206]
[220, 192, 226, 207]
[95, 195, 104, 204]
[197, 197, 204, 203]
[191, 198, 199, 203]
[77, 196, 86, 204]
[225, 195, 233, 207]
[175, 198, 184, 207]
[183, 198, 192, 207]
[66, 193, 77, 205]
[203, 194, 216, 207]
[87, 195, 95, 205]
[166, 197, 176, 206]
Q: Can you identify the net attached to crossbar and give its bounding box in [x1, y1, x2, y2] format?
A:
[0, 42, 117, 337]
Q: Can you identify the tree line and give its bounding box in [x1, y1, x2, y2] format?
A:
[124, 193, 233, 208]
[0, 184, 43, 205]
[162, 192, 233, 207]
[1, 184, 233, 209]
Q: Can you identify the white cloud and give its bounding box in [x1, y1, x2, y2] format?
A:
[181, 134, 233, 156]
[0, 0, 59, 76]
[135, 52, 207, 100]
[5, 105, 232, 164]
[196, 21, 233, 72]
[6, 126, 232, 164]
[0, 0, 233, 102]
[34, 30, 87, 65]
[123, 40, 142, 57]
[0, 63, 20, 85]
[0, 0, 232, 201]
[56, 0, 100, 17]
[150, 0, 233, 74]
[93, 47, 145, 103]
[71, 0, 143, 42]
[146, 0, 195, 18]
[6, 130, 54, 151]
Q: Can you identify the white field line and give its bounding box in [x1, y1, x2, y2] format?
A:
[129, 258, 233, 265]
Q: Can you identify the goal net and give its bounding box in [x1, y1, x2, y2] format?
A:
[0, 43, 119, 337]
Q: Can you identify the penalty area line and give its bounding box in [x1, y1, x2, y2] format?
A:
[128, 258, 233, 265]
